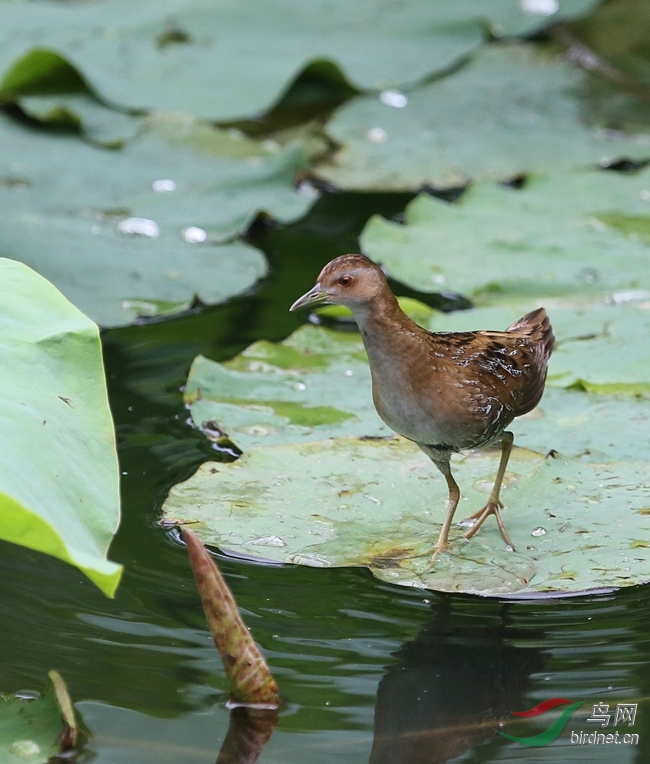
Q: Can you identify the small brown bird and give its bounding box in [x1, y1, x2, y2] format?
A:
[290, 254, 554, 559]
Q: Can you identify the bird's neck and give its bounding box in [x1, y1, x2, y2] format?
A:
[349, 290, 422, 359]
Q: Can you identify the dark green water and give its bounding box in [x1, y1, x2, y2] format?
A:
[2, 192, 649, 763]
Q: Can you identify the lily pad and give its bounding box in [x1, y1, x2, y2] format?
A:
[0, 1, 597, 121]
[361, 173, 650, 297]
[163, 436, 650, 595]
[0, 48, 140, 146]
[185, 324, 390, 451]
[0, 111, 310, 326]
[429, 297, 650, 394]
[316, 44, 650, 190]
[514, 388, 650, 462]
[0, 258, 121, 597]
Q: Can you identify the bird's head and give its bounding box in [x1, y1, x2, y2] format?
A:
[289, 254, 387, 312]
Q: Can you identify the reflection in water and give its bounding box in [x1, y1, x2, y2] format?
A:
[370, 596, 543, 764]
[216, 707, 278, 764]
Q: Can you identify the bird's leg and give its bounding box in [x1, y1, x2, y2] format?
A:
[428, 455, 461, 565]
[462, 431, 515, 549]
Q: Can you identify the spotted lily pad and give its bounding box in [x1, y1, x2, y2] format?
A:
[163, 436, 650, 595]
[317, 44, 650, 190]
[361, 173, 650, 298]
[0, 112, 310, 326]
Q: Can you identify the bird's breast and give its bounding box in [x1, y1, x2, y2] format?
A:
[368, 352, 454, 446]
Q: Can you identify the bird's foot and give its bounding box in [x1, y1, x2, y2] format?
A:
[462, 500, 516, 550]
[424, 542, 449, 572]
[460, 500, 504, 525]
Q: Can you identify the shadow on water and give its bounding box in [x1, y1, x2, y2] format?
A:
[1, 191, 650, 762]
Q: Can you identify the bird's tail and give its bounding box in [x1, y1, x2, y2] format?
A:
[506, 307, 555, 358]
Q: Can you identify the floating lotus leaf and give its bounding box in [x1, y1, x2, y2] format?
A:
[0, 258, 121, 596]
[429, 298, 650, 394]
[0, 2, 597, 121]
[186, 325, 390, 452]
[0, 112, 310, 326]
[317, 44, 650, 190]
[515, 388, 650, 462]
[361, 173, 650, 297]
[163, 436, 650, 596]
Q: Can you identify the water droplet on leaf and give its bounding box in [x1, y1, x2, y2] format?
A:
[183, 226, 207, 244]
[10, 740, 41, 758]
[367, 127, 388, 143]
[379, 89, 407, 108]
[118, 217, 160, 238]
[152, 179, 176, 192]
[14, 690, 40, 701]
[521, 0, 558, 15]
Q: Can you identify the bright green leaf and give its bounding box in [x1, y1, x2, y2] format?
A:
[163, 437, 650, 595]
[317, 44, 650, 190]
[0, 258, 122, 596]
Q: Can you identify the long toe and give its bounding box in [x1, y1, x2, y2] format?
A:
[461, 499, 504, 525]
[462, 501, 510, 543]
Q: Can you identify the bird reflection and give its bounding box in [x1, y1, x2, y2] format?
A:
[370, 596, 544, 764]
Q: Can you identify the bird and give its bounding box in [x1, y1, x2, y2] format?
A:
[290, 254, 554, 561]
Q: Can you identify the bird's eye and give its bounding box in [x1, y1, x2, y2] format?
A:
[338, 275, 352, 287]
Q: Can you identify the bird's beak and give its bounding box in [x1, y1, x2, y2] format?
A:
[289, 283, 328, 312]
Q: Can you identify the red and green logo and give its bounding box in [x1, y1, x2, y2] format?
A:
[496, 698, 583, 746]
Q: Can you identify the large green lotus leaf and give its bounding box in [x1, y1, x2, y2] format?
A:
[0, 112, 310, 327]
[0, 1, 597, 121]
[429, 297, 650, 393]
[361, 173, 650, 297]
[317, 44, 650, 190]
[163, 437, 650, 595]
[0, 258, 121, 596]
[186, 325, 391, 451]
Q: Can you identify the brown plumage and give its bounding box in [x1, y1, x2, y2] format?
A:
[290, 254, 554, 558]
